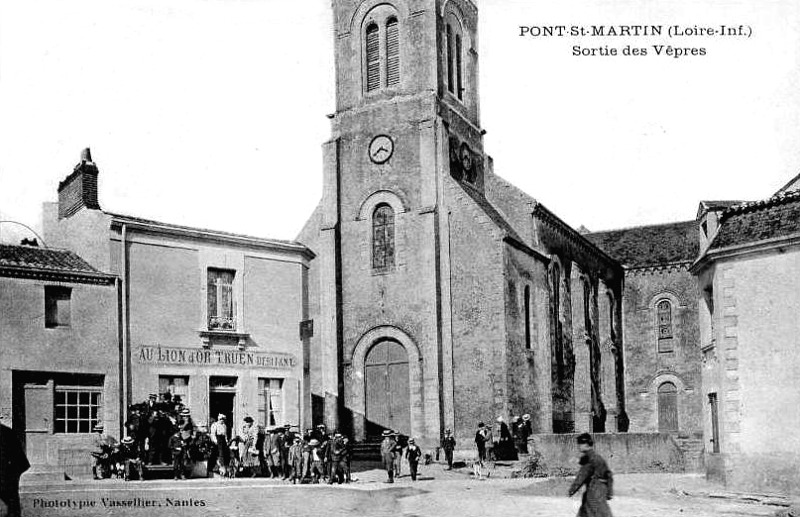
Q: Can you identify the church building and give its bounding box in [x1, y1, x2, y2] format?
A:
[297, 0, 626, 450]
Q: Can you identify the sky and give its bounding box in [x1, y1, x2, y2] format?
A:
[1, 0, 799, 244]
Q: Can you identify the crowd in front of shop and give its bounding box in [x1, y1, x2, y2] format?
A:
[90, 392, 353, 483]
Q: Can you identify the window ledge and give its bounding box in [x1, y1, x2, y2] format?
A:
[198, 329, 250, 350]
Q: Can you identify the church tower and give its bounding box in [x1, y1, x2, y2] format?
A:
[311, 0, 486, 446]
[298, 0, 624, 450]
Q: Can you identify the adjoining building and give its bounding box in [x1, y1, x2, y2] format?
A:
[38, 150, 313, 452]
[0, 242, 119, 479]
[692, 187, 800, 492]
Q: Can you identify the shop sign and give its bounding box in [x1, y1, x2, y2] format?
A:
[137, 345, 297, 369]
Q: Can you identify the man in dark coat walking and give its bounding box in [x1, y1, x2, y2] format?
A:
[0, 424, 30, 517]
[567, 433, 614, 517]
[441, 428, 456, 470]
[380, 430, 396, 483]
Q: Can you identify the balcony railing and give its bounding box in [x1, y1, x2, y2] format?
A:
[208, 315, 236, 331]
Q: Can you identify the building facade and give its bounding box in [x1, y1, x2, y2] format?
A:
[297, 0, 625, 450]
[0, 243, 119, 478]
[40, 152, 313, 441]
[692, 189, 800, 492]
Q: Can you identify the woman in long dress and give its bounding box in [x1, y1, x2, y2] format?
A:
[239, 417, 260, 476]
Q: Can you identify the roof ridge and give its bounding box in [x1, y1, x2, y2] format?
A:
[586, 219, 696, 236]
[721, 189, 800, 220]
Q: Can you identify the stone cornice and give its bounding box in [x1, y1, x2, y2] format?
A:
[625, 261, 692, 275]
[532, 203, 621, 274]
[691, 233, 800, 274]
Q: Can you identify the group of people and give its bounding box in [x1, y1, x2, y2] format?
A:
[473, 414, 533, 465]
[220, 418, 353, 484]
[91, 394, 356, 484]
[379, 430, 424, 483]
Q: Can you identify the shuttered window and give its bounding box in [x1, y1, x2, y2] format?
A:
[372, 204, 395, 271]
[446, 25, 454, 93]
[386, 18, 400, 86]
[366, 23, 380, 92]
[208, 268, 235, 330]
[455, 34, 463, 99]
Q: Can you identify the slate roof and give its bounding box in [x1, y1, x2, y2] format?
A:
[584, 220, 699, 268]
[710, 190, 800, 250]
[0, 244, 113, 283]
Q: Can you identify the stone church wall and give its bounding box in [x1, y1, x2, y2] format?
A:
[622, 266, 702, 438]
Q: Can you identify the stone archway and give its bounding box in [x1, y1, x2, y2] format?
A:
[364, 340, 410, 437]
[346, 326, 423, 441]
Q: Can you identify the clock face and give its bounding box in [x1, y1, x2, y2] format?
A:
[369, 135, 394, 164]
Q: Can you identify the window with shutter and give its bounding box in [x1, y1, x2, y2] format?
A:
[366, 23, 381, 92]
[372, 204, 395, 271]
[386, 18, 400, 86]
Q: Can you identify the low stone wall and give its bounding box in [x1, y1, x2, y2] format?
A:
[527, 433, 686, 475]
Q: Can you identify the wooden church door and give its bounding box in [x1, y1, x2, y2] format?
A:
[365, 340, 410, 438]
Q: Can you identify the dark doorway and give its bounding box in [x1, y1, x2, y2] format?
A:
[709, 392, 720, 453]
[365, 340, 409, 439]
[209, 392, 235, 439]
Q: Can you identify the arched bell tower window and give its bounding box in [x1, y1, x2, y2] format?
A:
[372, 204, 395, 271]
[445, 11, 465, 101]
[363, 7, 401, 93]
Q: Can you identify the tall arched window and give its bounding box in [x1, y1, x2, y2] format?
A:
[524, 285, 531, 350]
[445, 11, 465, 100]
[657, 299, 674, 353]
[658, 382, 678, 432]
[365, 23, 380, 92]
[386, 18, 400, 86]
[550, 263, 563, 376]
[363, 7, 400, 93]
[372, 204, 395, 271]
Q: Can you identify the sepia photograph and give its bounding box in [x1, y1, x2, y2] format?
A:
[1, 0, 799, 516]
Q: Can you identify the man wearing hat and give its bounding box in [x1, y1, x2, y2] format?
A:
[441, 428, 456, 470]
[308, 439, 324, 483]
[568, 433, 614, 517]
[380, 430, 397, 483]
[474, 422, 488, 465]
[91, 423, 116, 479]
[327, 432, 347, 484]
[209, 414, 230, 476]
[119, 436, 143, 481]
[168, 423, 195, 480]
[405, 438, 422, 481]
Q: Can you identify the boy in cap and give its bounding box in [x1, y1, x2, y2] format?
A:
[568, 433, 614, 517]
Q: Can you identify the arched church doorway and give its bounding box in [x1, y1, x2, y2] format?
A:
[364, 340, 410, 438]
[658, 381, 679, 432]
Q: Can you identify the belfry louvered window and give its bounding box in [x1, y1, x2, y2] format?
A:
[445, 12, 465, 101]
[366, 23, 381, 92]
[372, 204, 395, 271]
[386, 18, 400, 86]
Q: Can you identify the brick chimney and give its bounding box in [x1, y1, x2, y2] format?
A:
[58, 148, 101, 219]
